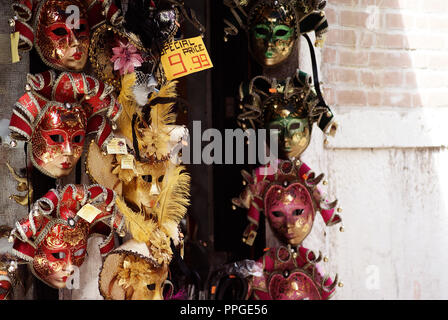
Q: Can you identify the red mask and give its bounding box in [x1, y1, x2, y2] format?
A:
[35, 0, 90, 71]
[10, 185, 124, 289]
[31, 103, 87, 178]
[265, 182, 315, 245]
[32, 219, 89, 289]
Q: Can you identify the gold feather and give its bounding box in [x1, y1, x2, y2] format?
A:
[154, 165, 191, 244]
[116, 73, 139, 142]
[115, 196, 157, 244]
[138, 81, 179, 159]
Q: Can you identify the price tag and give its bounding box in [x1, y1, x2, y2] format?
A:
[120, 154, 135, 170]
[160, 36, 213, 80]
[77, 203, 102, 223]
[107, 138, 127, 155]
[10, 32, 20, 63]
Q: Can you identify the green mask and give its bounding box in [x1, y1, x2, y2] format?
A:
[267, 114, 311, 159]
[249, 4, 297, 67]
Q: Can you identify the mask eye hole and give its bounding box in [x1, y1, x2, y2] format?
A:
[51, 252, 66, 259]
[289, 123, 301, 131]
[72, 135, 84, 144]
[50, 134, 64, 143]
[78, 24, 87, 33]
[158, 175, 164, 183]
[52, 27, 69, 37]
[254, 24, 270, 38]
[147, 283, 156, 291]
[292, 209, 304, 216]
[274, 29, 288, 37]
[272, 211, 284, 218]
[143, 175, 153, 183]
[74, 248, 85, 257]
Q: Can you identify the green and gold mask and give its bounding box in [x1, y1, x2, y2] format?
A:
[249, 2, 297, 67]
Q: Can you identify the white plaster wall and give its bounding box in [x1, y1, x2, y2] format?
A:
[300, 106, 448, 300]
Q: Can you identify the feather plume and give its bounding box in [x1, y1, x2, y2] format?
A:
[116, 73, 139, 142]
[115, 196, 157, 244]
[115, 196, 173, 265]
[154, 165, 191, 245]
[138, 81, 179, 159]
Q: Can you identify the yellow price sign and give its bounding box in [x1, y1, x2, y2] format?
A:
[160, 36, 213, 80]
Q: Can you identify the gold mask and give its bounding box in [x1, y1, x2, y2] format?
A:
[248, 1, 297, 67]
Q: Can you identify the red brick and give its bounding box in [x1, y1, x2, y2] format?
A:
[327, 67, 359, 84]
[322, 47, 338, 64]
[361, 71, 375, 87]
[375, 33, 406, 49]
[367, 91, 382, 106]
[359, 32, 375, 48]
[385, 13, 416, 30]
[383, 71, 404, 87]
[322, 86, 335, 106]
[325, 7, 338, 25]
[331, 0, 359, 5]
[369, 52, 412, 68]
[339, 50, 369, 66]
[340, 10, 369, 28]
[383, 91, 412, 107]
[336, 90, 367, 106]
[326, 29, 357, 47]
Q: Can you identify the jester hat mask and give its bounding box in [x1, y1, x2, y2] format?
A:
[8, 184, 123, 289]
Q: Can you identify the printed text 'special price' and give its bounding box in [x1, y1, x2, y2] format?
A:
[160, 36, 213, 80]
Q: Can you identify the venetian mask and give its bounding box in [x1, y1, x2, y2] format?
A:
[265, 183, 315, 245]
[249, 1, 297, 67]
[121, 161, 167, 215]
[10, 185, 120, 289]
[31, 103, 87, 178]
[265, 98, 311, 160]
[99, 240, 169, 300]
[35, 0, 90, 71]
[32, 219, 89, 289]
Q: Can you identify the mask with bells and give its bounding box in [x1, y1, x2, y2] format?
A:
[9, 184, 122, 289]
[31, 103, 86, 178]
[34, 0, 90, 71]
[248, 0, 297, 67]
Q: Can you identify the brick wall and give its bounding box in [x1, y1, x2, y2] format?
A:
[321, 0, 448, 108]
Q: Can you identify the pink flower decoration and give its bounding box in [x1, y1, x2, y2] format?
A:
[110, 41, 144, 75]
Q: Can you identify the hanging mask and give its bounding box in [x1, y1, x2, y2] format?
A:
[265, 182, 315, 245]
[248, 1, 297, 67]
[99, 240, 170, 300]
[34, 0, 90, 71]
[30, 103, 86, 178]
[9, 185, 123, 289]
[265, 95, 311, 159]
[119, 161, 167, 215]
[249, 246, 338, 300]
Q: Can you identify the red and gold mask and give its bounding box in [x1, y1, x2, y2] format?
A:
[265, 183, 315, 245]
[31, 103, 87, 178]
[10, 185, 123, 289]
[32, 219, 89, 289]
[35, 0, 90, 71]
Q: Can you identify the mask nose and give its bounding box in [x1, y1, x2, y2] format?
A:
[62, 140, 74, 156]
[69, 29, 80, 47]
[149, 182, 161, 197]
